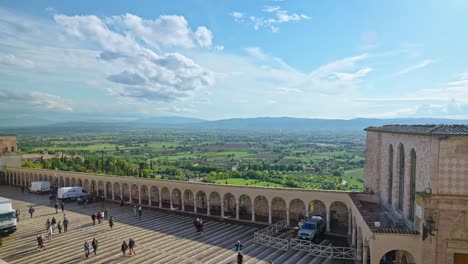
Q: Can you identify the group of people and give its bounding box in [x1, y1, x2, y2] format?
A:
[133, 203, 142, 217]
[83, 238, 99, 258]
[36, 213, 70, 250]
[120, 238, 136, 256]
[91, 208, 109, 225]
[193, 217, 204, 233]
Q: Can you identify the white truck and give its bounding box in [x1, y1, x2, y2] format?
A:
[0, 197, 17, 235]
[57, 187, 89, 201]
[29, 181, 51, 193]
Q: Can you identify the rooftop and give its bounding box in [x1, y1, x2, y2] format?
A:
[365, 124, 468, 136]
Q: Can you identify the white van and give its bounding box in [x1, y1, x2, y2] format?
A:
[0, 197, 17, 235]
[29, 181, 51, 193]
[57, 187, 89, 201]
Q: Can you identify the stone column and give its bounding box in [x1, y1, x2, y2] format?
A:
[138, 186, 142, 205]
[252, 204, 256, 222]
[268, 206, 272, 224]
[148, 192, 152, 206]
[207, 199, 211, 216]
[181, 193, 185, 211]
[120, 189, 123, 202]
[356, 236, 362, 262]
[170, 191, 173, 210]
[158, 191, 162, 208]
[362, 240, 369, 264]
[326, 210, 331, 232]
[351, 225, 356, 247]
[221, 202, 225, 218]
[194, 198, 197, 214]
[286, 208, 290, 226]
[348, 208, 352, 237]
[112, 187, 115, 201]
[236, 202, 239, 220]
[306, 209, 310, 219]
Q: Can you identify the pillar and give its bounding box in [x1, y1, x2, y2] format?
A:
[170, 191, 173, 210]
[235, 202, 239, 220]
[326, 210, 331, 232]
[158, 191, 162, 208]
[348, 208, 352, 237]
[268, 206, 272, 224]
[112, 187, 115, 201]
[207, 199, 211, 216]
[362, 241, 369, 264]
[356, 236, 362, 261]
[252, 204, 255, 222]
[306, 209, 310, 219]
[120, 189, 123, 202]
[148, 192, 152, 206]
[194, 198, 197, 214]
[352, 225, 356, 247]
[286, 208, 290, 226]
[138, 186, 142, 205]
[182, 194, 185, 211]
[221, 202, 224, 218]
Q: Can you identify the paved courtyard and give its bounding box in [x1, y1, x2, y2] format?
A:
[0, 185, 325, 264]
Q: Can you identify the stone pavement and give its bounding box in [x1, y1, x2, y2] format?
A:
[0, 185, 320, 264]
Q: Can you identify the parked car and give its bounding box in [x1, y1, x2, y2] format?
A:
[297, 215, 326, 241]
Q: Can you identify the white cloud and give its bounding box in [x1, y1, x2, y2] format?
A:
[0, 54, 34, 68]
[277, 87, 303, 93]
[332, 67, 373, 81]
[0, 89, 72, 112]
[397, 59, 434, 75]
[231, 6, 310, 32]
[194, 26, 213, 47]
[245, 47, 268, 61]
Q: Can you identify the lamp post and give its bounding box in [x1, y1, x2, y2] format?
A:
[422, 216, 437, 240]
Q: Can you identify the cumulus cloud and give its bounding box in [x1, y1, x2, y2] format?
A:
[54, 13, 215, 103]
[231, 6, 310, 32]
[0, 89, 72, 111]
[397, 59, 434, 75]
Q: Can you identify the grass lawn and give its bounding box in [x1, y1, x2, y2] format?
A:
[214, 178, 285, 187]
[343, 168, 364, 190]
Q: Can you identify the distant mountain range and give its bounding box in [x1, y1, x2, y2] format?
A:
[1, 116, 467, 133]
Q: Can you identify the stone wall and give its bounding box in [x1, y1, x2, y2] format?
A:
[438, 136, 468, 196]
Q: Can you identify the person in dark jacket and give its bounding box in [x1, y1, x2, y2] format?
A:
[128, 238, 136, 255]
[237, 252, 244, 264]
[91, 238, 98, 255]
[120, 199, 124, 207]
[60, 201, 64, 212]
[15, 209, 20, 222]
[63, 214, 69, 232]
[121, 241, 128, 256]
[91, 212, 96, 225]
[54, 202, 59, 213]
[235, 240, 243, 251]
[37, 235, 45, 250]
[109, 216, 114, 229]
[29, 207, 35, 218]
[84, 242, 90, 258]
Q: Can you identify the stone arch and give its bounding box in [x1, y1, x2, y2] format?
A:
[308, 200, 326, 217]
[254, 195, 269, 223]
[140, 185, 149, 205]
[380, 250, 416, 264]
[195, 191, 207, 214]
[289, 198, 306, 226]
[161, 187, 170, 208]
[183, 189, 194, 212]
[238, 194, 252, 220]
[130, 184, 139, 203]
[71, 178, 76, 186]
[271, 197, 287, 222]
[90, 180, 97, 194]
[329, 201, 349, 234]
[150, 186, 159, 207]
[77, 178, 83, 187]
[223, 193, 236, 218]
[106, 181, 113, 199]
[83, 179, 90, 192]
[52, 176, 59, 187]
[65, 177, 70, 187]
[98, 180, 105, 196]
[122, 183, 130, 202]
[172, 188, 182, 210]
[209, 192, 221, 216]
[113, 182, 121, 200]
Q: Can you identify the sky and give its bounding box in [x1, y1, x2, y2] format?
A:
[1, 0, 468, 122]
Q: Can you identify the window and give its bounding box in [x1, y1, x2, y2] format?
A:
[388, 145, 394, 204]
[398, 144, 405, 211]
[409, 149, 416, 222]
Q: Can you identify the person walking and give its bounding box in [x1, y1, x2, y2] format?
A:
[235, 240, 243, 252]
[194, 218, 200, 232]
[37, 235, 45, 250]
[109, 216, 114, 229]
[15, 209, 20, 222]
[29, 207, 35, 218]
[97, 212, 102, 224]
[91, 238, 98, 255]
[21, 186, 25, 193]
[57, 221, 63, 234]
[121, 241, 128, 256]
[104, 208, 108, 220]
[128, 237, 136, 255]
[54, 201, 59, 213]
[45, 218, 51, 231]
[63, 214, 69, 232]
[199, 218, 204, 234]
[120, 199, 124, 208]
[138, 204, 142, 218]
[60, 201, 64, 213]
[237, 252, 244, 264]
[51, 217, 57, 230]
[84, 242, 90, 259]
[47, 225, 53, 241]
[91, 212, 96, 225]
[133, 204, 137, 217]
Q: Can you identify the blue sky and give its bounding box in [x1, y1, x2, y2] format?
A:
[0, 0, 468, 121]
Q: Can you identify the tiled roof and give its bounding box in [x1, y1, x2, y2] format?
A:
[365, 124, 468, 136]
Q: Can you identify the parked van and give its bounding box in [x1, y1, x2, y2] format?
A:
[57, 187, 89, 201]
[0, 197, 17, 235]
[297, 215, 326, 241]
[29, 181, 51, 193]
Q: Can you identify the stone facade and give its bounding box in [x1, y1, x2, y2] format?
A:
[0, 134, 17, 154]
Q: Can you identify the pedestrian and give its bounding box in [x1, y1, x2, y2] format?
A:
[121, 241, 128, 256]
[91, 212, 96, 225]
[45, 218, 51, 231]
[133, 204, 137, 217]
[49, 195, 53, 205]
[138, 204, 142, 218]
[47, 225, 53, 241]
[54, 201, 58, 213]
[60, 201, 64, 213]
[109, 216, 114, 229]
[51, 217, 57, 230]
[120, 199, 124, 207]
[15, 209, 20, 222]
[104, 207, 108, 220]
[91, 238, 98, 255]
[63, 214, 69, 232]
[128, 237, 136, 255]
[57, 221, 63, 234]
[37, 235, 45, 250]
[199, 218, 204, 234]
[237, 252, 244, 264]
[84, 242, 90, 259]
[235, 240, 243, 251]
[194, 218, 200, 232]
[97, 212, 102, 224]
[21, 186, 25, 193]
[29, 207, 35, 218]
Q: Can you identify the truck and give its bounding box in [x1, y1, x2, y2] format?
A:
[57, 187, 89, 201]
[0, 197, 17, 235]
[297, 215, 326, 241]
[29, 181, 51, 193]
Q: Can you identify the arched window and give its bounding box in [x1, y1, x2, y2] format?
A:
[388, 145, 394, 205]
[398, 144, 405, 211]
[409, 149, 416, 222]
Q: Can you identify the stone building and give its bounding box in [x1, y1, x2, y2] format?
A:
[0, 134, 17, 154]
[1, 125, 468, 263]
